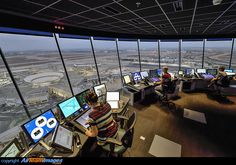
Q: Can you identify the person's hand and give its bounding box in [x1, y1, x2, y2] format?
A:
[85, 127, 92, 137]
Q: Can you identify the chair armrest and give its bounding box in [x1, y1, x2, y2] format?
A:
[117, 115, 129, 120]
[106, 138, 122, 146]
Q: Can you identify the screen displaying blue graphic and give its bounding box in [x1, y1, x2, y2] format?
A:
[185, 68, 194, 75]
[131, 72, 142, 82]
[157, 69, 162, 76]
[58, 97, 81, 118]
[22, 110, 58, 143]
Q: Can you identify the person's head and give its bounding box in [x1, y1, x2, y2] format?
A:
[85, 91, 98, 106]
[163, 66, 168, 73]
[219, 66, 225, 72]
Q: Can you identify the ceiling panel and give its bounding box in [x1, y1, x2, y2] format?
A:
[118, 0, 158, 11]
[71, 0, 115, 8]
[51, 0, 88, 14]
[80, 10, 107, 19]
[26, 0, 58, 6]
[0, 0, 235, 36]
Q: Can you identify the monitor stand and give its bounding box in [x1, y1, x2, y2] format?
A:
[39, 140, 52, 151]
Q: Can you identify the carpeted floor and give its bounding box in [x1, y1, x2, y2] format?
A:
[123, 92, 236, 157]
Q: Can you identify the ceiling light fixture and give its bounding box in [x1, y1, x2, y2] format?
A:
[136, 2, 141, 8]
[213, 0, 223, 5]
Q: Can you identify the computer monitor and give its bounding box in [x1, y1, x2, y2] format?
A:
[21, 110, 58, 144]
[75, 109, 92, 130]
[51, 125, 74, 152]
[94, 84, 107, 97]
[225, 69, 233, 73]
[185, 68, 194, 75]
[131, 72, 142, 82]
[178, 70, 184, 76]
[106, 92, 120, 109]
[206, 69, 217, 75]
[58, 96, 82, 119]
[140, 71, 149, 79]
[157, 69, 162, 77]
[76, 89, 95, 111]
[106, 92, 120, 101]
[123, 75, 131, 84]
[196, 68, 206, 74]
[0, 138, 24, 157]
[149, 69, 158, 78]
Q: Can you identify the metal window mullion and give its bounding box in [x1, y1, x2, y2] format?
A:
[158, 40, 161, 69]
[0, 48, 31, 119]
[179, 39, 182, 70]
[53, 33, 74, 96]
[90, 37, 101, 84]
[115, 38, 123, 87]
[202, 39, 206, 68]
[229, 38, 235, 69]
[137, 39, 141, 72]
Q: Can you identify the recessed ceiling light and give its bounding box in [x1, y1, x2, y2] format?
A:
[213, 0, 223, 5]
[136, 2, 141, 8]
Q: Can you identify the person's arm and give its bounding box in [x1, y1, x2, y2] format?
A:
[85, 125, 98, 137]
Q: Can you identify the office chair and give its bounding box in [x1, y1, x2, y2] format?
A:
[215, 76, 231, 96]
[159, 79, 179, 111]
[101, 111, 137, 157]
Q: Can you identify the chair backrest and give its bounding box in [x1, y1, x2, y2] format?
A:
[163, 79, 178, 94]
[121, 111, 137, 148]
[218, 75, 230, 87]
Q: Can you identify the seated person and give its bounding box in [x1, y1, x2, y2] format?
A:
[85, 92, 118, 146]
[155, 66, 172, 98]
[208, 66, 227, 89]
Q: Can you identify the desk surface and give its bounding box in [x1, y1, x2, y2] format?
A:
[111, 96, 130, 114]
[20, 128, 88, 158]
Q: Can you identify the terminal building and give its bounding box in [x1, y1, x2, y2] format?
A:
[0, 0, 236, 158]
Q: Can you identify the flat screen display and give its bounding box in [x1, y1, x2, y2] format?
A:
[107, 101, 119, 109]
[76, 89, 95, 111]
[140, 71, 149, 79]
[123, 75, 131, 84]
[75, 109, 92, 129]
[151, 77, 160, 82]
[178, 70, 184, 75]
[0, 138, 24, 157]
[131, 72, 142, 82]
[157, 69, 162, 76]
[51, 125, 73, 151]
[206, 69, 217, 75]
[106, 92, 119, 101]
[58, 97, 81, 118]
[225, 69, 233, 73]
[94, 84, 107, 97]
[149, 69, 158, 78]
[185, 68, 194, 75]
[196, 69, 206, 74]
[22, 110, 58, 143]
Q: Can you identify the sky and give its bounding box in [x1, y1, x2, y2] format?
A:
[0, 33, 234, 52]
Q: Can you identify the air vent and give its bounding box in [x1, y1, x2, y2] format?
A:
[160, 24, 166, 28]
[103, 6, 120, 14]
[173, 0, 183, 12]
[130, 20, 139, 24]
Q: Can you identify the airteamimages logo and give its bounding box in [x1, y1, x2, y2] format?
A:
[1, 158, 63, 164]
